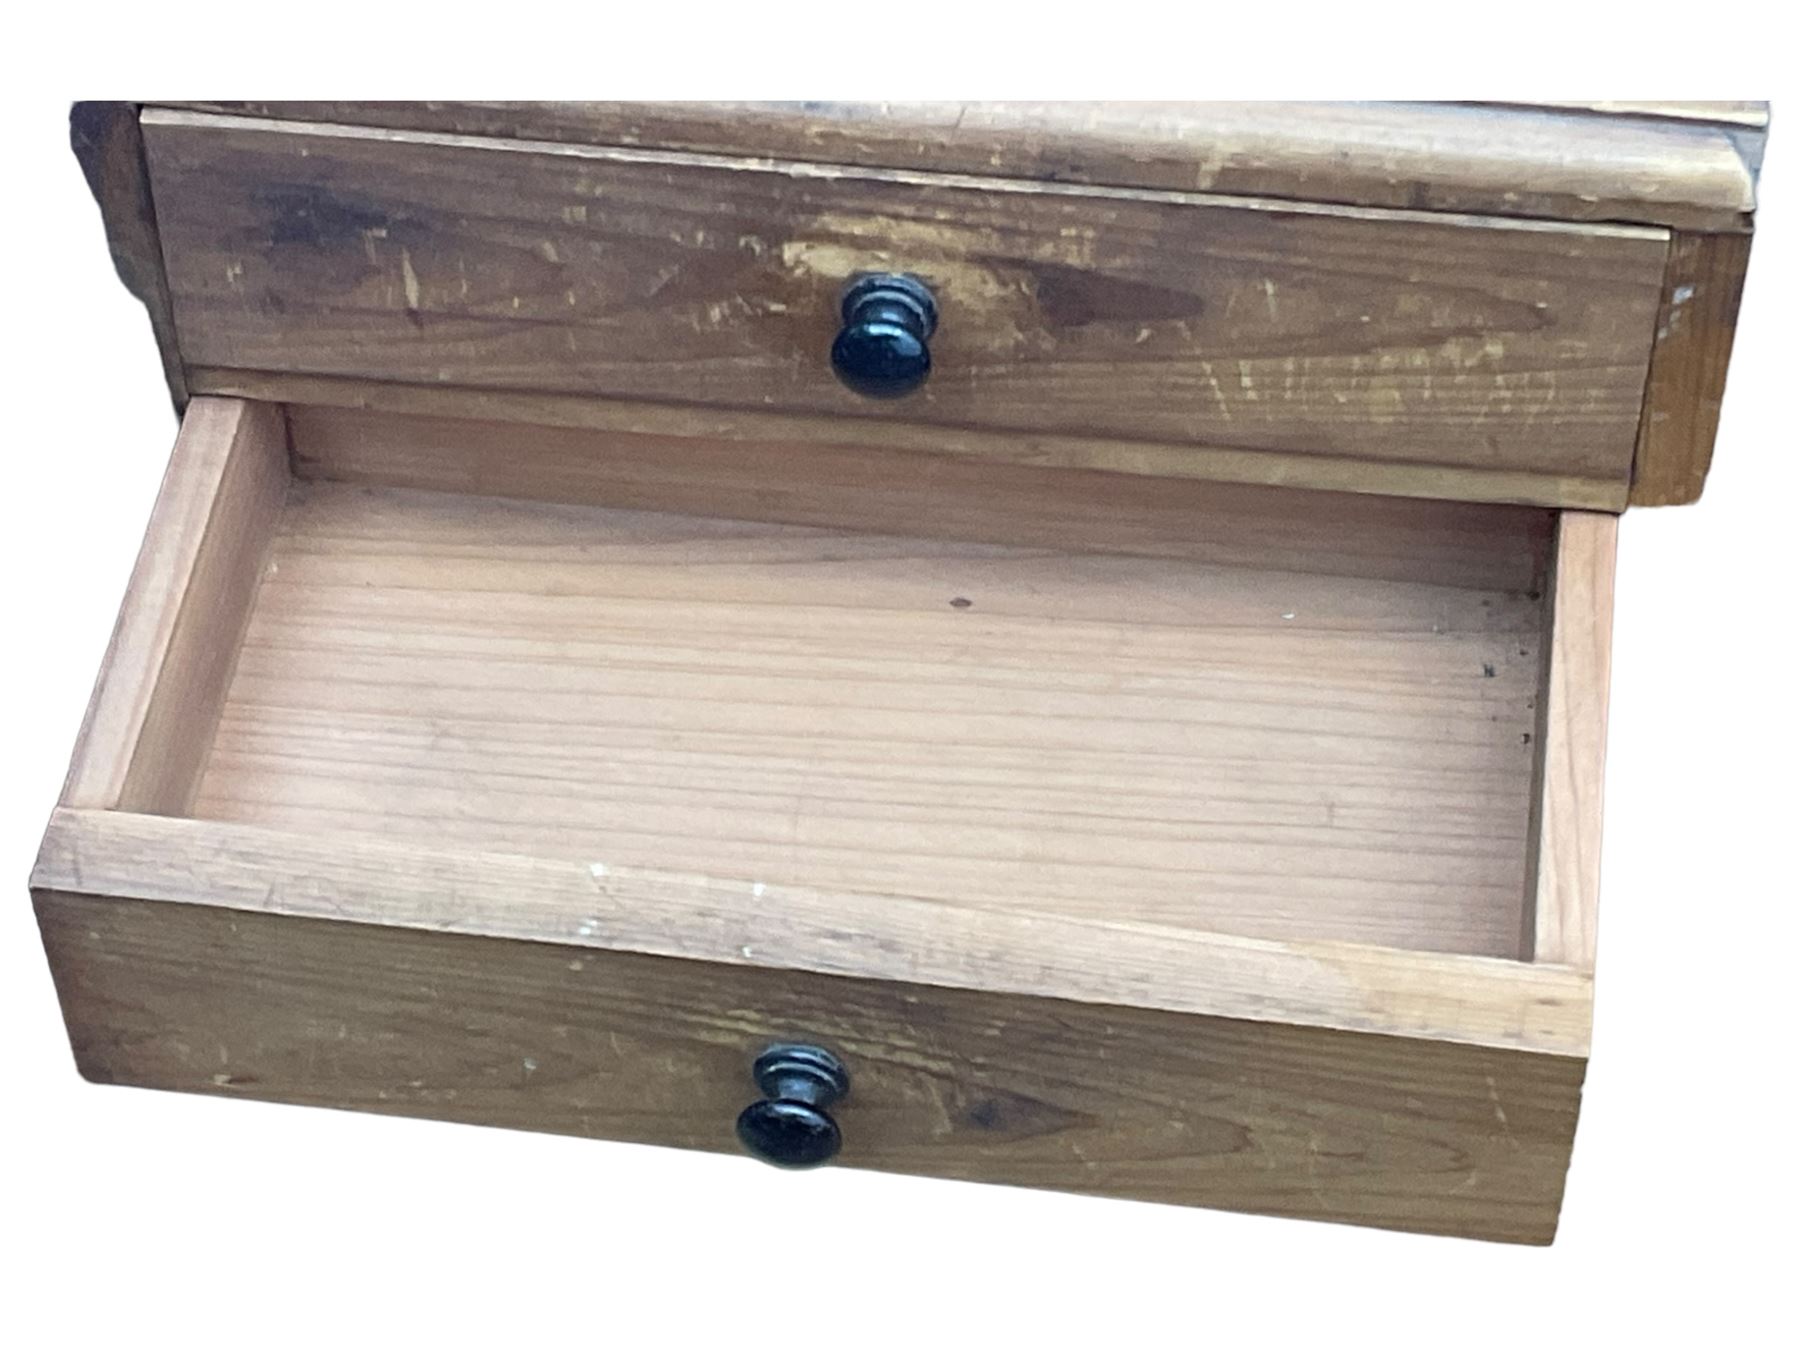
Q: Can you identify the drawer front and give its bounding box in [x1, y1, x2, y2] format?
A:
[142, 111, 1669, 509]
[37, 888, 1583, 1244]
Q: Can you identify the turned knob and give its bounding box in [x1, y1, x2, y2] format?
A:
[734, 1043, 850, 1169]
[829, 273, 937, 399]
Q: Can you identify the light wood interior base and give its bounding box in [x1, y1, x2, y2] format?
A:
[183, 412, 1560, 959]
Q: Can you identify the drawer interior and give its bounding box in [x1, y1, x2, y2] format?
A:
[69, 399, 1611, 970]
[203, 461, 1543, 959]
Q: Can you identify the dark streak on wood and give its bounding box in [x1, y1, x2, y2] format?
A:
[70, 102, 188, 410]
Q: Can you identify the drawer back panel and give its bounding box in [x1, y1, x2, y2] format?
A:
[142, 110, 1671, 510]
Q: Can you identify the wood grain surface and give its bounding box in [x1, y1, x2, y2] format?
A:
[155, 100, 1763, 232]
[286, 404, 1555, 592]
[142, 111, 1669, 509]
[33, 808, 1596, 1055]
[200, 369, 1635, 510]
[61, 398, 287, 812]
[187, 471, 1553, 956]
[1529, 515, 1617, 968]
[31, 393, 1611, 1241]
[69, 102, 188, 408]
[1631, 231, 1756, 504]
[33, 883, 1585, 1243]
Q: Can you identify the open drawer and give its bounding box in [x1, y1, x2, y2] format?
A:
[32, 395, 1614, 1243]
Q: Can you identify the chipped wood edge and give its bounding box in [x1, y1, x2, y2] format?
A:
[1481, 101, 1769, 129]
[188, 369, 1632, 513]
[60, 398, 288, 812]
[1631, 231, 1755, 506]
[1530, 513, 1618, 970]
[34, 807, 1594, 1057]
[70, 102, 188, 411]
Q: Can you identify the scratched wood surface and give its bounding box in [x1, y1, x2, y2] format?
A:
[187, 468, 1554, 957]
[142, 110, 1670, 510]
[34, 885, 1585, 1242]
[157, 100, 1764, 233]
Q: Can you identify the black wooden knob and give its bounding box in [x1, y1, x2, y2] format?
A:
[829, 273, 937, 399]
[734, 1043, 849, 1169]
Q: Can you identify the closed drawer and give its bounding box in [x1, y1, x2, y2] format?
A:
[140, 110, 1670, 510]
[34, 397, 1613, 1242]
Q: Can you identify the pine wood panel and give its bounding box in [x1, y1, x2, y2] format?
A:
[32, 809, 1595, 1055]
[61, 398, 287, 812]
[141, 110, 1669, 510]
[187, 474, 1553, 957]
[1530, 515, 1617, 968]
[1631, 231, 1755, 505]
[286, 404, 1554, 592]
[156, 100, 1763, 232]
[32, 880, 1585, 1243]
[203, 369, 1632, 511]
